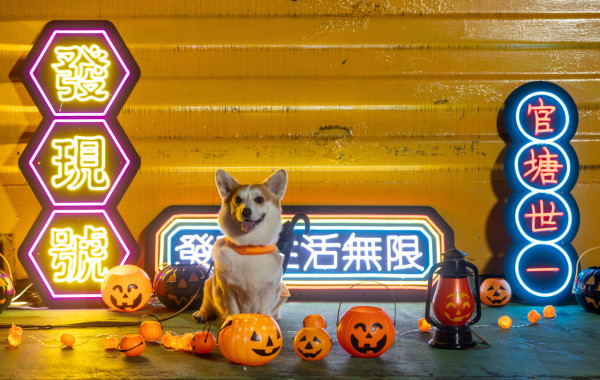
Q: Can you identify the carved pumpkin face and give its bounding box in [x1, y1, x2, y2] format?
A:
[575, 267, 600, 314]
[293, 327, 332, 361]
[218, 314, 282, 365]
[154, 264, 208, 310]
[441, 291, 474, 324]
[337, 306, 395, 358]
[101, 265, 152, 312]
[0, 270, 15, 313]
[480, 278, 511, 307]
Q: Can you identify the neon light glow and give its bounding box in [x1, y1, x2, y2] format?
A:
[51, 135, 110, 191]
[52, 44, 111, 102]
[145, 206, 454, 296]
[504, 81, 579, 305]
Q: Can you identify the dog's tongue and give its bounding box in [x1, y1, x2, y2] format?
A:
[242, 220, 255, 232]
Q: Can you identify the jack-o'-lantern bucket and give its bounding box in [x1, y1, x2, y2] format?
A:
[101, 265, 152, 312]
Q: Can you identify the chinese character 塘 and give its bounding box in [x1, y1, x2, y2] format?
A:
[522, 146, 564, 186]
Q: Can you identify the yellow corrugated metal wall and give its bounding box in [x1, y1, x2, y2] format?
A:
[1, 1, 599, 280]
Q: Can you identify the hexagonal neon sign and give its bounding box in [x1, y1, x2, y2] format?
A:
[17, 209, 140, 308]
[21, 20, 140, 118]
[19, 119, 140, 208]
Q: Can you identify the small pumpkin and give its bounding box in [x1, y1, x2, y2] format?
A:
[498, 316, 512, 329]
[191, 331, 216, 354]
[154, 264, 208, 310]
[574, 266, 600, 313]
[61, 333, 75, 347]
[0, 269, 15, 313]
[303, 314, 327, 329]
[293, 327, 331, 361]
[139, 321, 163, 342]
[218, 314, 282, 365]
[480, 278, 512, 307]
[101, 265, 152, 312]
[337, 306, 395, 358]
[528, 310, 541, 324]
[119, 334, 146, 357]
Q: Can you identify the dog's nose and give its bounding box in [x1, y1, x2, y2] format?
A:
[242, 208, 252, 219]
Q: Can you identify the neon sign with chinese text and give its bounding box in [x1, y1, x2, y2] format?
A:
[18, 21, 140, 308]
[145, 206, 454, 299]
[504, 82, 579, 305]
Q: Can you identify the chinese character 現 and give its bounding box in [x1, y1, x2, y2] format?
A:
[51, 136, 110, 191]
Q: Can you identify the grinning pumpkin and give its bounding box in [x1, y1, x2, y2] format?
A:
[293, 327, 331, 361]
[337, 306, 395, 358]
[433, 284, 475, 326]
[154, 264, 208, 310]
[218, 314, 282, 365]
[480, 278, 512, 307]
[101, 265, 152, 312]
[574, 267, 600, 314]
[0, 269, 14, 313]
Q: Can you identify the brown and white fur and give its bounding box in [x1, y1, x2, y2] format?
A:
[193, 169, 288, 322]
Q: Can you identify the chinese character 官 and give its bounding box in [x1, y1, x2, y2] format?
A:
[527, 97, 556, 136]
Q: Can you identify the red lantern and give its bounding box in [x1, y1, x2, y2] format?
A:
[101, 265, 152, 312]
[336, 306, 395, 358]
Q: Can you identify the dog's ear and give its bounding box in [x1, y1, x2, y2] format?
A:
[215, 169, 239, 199]
[264, 169, 287, 201]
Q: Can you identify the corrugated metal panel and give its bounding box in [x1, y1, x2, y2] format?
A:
[1, 1, 599, 278]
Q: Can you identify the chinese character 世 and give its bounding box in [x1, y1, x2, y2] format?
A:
[522, 146, 564, 186]
[51, 44, 111, 102]
[524, 199, 564, 233]
[51, 136, 110, 191]
[527, 97, 556, 136]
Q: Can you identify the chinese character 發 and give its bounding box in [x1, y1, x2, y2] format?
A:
[174, 233, 216, 264]
[341, 233, 382, 271]
[52, 44, 111, 102]
[524, 199, 564, 233]
[301, 234, 341, 271]
[522, 146, 564, 186]
[386, 235, 424, 271]
[527, 97, 556, 136]
[51, 136, 110, 191]
[49, 225, 109, 283]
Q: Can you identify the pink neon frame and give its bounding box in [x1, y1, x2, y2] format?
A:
[26, 209, 132, 299]
[28, 119, 131, 207]
[28, 29, 131, 117]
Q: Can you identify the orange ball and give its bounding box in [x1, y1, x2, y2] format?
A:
[418, 318, 431, 332]
[139, 321, 163, 342]
[543, 305, 556, 318]
[8, 332, 22, 347]
[528, 310, 541, 324]
[182, 333, 194, 351]
[303, 314, 327, 329]
[498, 315, 512, 329]
[61, 333, 75, 347]
[119, 334, 146, 357]
[160, 332, 174, 348]
[104, 336, 119, 349]
[172, 335, 184, 350]
[9, 324, 23, 336]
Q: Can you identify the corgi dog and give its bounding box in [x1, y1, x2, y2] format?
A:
[193, 169, 289, 322]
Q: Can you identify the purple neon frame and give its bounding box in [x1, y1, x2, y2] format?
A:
[28, 119, 131, 207]
[26, 209, 133, 299]
[29, 30, 130, 117]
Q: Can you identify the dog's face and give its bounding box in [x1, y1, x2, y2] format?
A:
[216, 169, 287, 246]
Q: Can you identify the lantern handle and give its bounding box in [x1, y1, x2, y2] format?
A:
[335, 281, 397, 327]
[424, 262, 444, 329]
[139, 313, 162, 325]
[465, 261, 481, 327]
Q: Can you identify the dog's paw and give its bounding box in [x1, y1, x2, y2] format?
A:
[192, 310, 208, 323]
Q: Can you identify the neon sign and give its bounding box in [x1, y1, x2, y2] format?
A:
[145, 206, 454, 299]
[504, 82, 579, 305]
[18, 20, 140, 308]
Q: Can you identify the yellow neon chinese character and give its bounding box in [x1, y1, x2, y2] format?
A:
[49, 226, 109, 284]
[51, 136, 110, 191]
[51, 44, 111, 102]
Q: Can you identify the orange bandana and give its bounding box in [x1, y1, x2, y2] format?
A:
[225, 238, 278, 256]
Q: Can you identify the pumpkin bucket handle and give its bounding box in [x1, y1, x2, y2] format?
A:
[336, 281, 397, 327]
[139, 313, 162, 326]
[572, 245, 600, 294]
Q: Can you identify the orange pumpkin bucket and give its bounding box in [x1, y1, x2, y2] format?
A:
[336, 282, 396, 358]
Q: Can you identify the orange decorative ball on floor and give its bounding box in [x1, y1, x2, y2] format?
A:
[8, 332, 21, 347]
[418, 318, 431, 332]
[498, 316, 512, 329]
[528, 310, 541, 324]
[139, 321, 163, 341]
[160, 332, 174, 348]
[119, 334, 146, 357]
[303, 314, 327, 329]
[61, 333, 75, 347]
[104, 336, 119, 349]
[9, 324, 23, 336]
[191, 331, 216, 354]
[543, 305, 556, 318]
